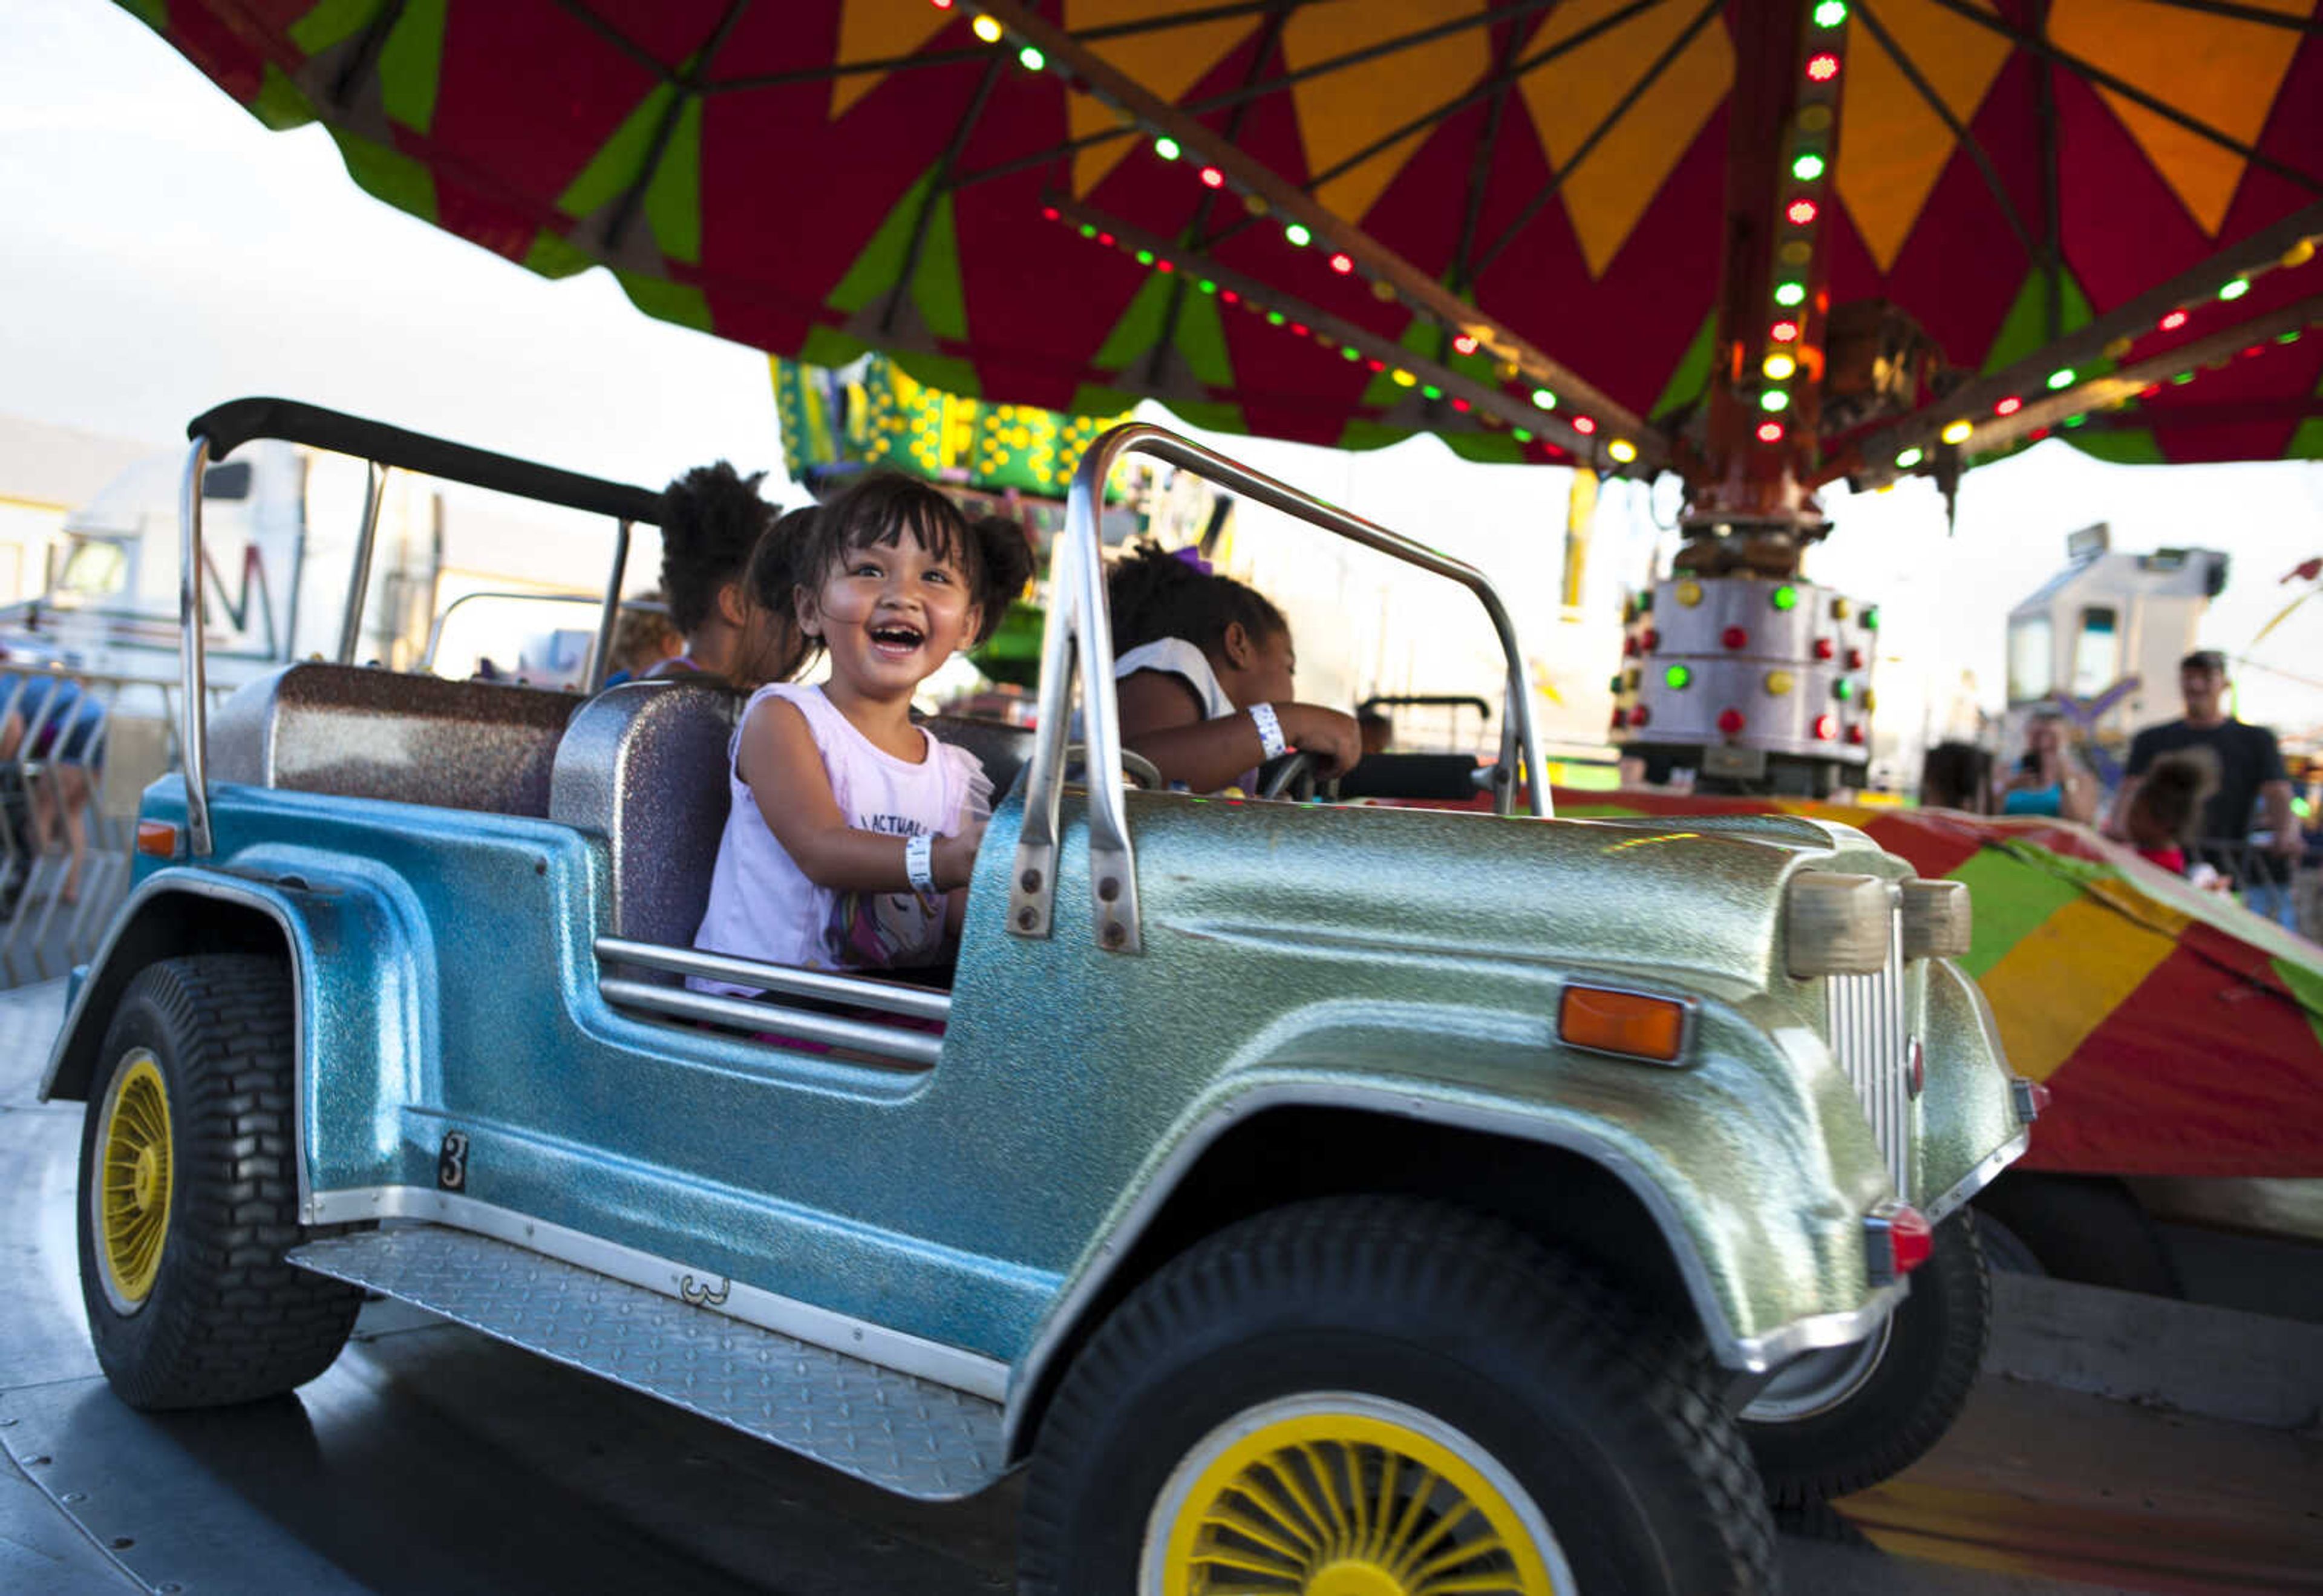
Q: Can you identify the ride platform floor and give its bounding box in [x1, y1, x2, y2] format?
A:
[4, 981, 2315, 1595]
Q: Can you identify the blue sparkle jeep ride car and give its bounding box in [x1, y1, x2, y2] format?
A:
[45, 401, 2034, 1595]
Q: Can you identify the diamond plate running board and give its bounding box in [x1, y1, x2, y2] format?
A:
[287, 1227, 1006, 1500]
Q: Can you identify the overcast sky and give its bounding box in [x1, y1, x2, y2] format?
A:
[3, 0, 2318, 741]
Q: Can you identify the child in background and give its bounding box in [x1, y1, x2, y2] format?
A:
[1106, 542, 1361, 794]
[650, 461, 777, 682]
[692, 476, 1024, 984]
[2125, 748, 2217, 877]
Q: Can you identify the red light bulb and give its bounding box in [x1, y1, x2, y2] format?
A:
[1156, 259, 1174, 273]
[1452, 333, 1479, 355]
[1613, 707, 1630, 729]
[1328, 252, 1354, 275]
[1573, 416, 1597, 434]
[1641, 628, 1660, 652]
[1771, 319, 1800, 343]
[1805, 51, 1841, 81]
[1786, 198, 1818, 225]
[1846, 647, 1865, 669]
[1220, 289, 1239, 304]
[1718, 708, 1746, 736]
[1198, 166, 1225, 189]
[1814, 714, 1838, 741]
[1041, 205, 1060, 221]
[1993, 396, 2022, 416]
[1289, 322, 1309, 336]
[1813, 638, 1835, 660]
[1096, 232, 1116, 247]
[2159, 309, 2189, 331]
[1721, 626, 1748, 650]
[1623, 635, 1640, 658]
[1450, 396, 1471, 412]
[1846, 724, 1866, 745]
[1757, 420, 1785, 443]
[1632, 704, 1652, 728]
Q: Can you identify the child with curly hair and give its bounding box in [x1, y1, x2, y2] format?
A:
[1106, 542, 1360, 793]
[651, 460, 777, 682]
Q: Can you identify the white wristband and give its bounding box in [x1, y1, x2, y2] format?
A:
[1249, 702, 1289, 760]
[905, 832, 936, 895]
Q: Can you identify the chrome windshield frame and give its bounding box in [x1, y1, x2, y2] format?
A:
[1007, 422, 1547, 952]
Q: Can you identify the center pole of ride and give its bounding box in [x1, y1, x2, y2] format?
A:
[1684, 0, 1843, 576]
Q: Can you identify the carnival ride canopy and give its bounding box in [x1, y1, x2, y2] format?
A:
[121, 1, 2323, 483]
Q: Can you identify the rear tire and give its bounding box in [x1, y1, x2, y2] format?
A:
[1742, 1210, 1988, 1505]
[1019, 1196, 1776, 1595]
[75, 955, 364, 1409]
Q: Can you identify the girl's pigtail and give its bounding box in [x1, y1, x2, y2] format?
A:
[967, 516, 1036, 644]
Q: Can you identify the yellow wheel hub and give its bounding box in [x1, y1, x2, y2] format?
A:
[98, 1051, 172, 1309]
[1151, 1395, 1564, 1595]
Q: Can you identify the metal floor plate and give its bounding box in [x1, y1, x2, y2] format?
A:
[287, 1227, 1007, 1502]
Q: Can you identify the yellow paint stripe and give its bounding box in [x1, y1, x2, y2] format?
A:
[1970, 895, 2177, 1081]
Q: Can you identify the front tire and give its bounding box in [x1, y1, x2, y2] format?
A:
[1019, 1197, 1776, 1595]
[75, 955, 364, 1410]
[1741, 1209, 1989, 1505]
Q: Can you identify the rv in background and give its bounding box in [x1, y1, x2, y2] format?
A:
[4, 442, 613, 688]
[2005, 524, 2227, 756]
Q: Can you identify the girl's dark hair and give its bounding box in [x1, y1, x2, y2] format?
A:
[794, 473, 1029, 644]
[1106, 540, 1287, 658]
[966, 515, 1036, 644]
[1919, 741, 1992, 813]
[659, 460, 774, 636]
[742, 506, 821, 681]
[2135, 748, 2218, 844]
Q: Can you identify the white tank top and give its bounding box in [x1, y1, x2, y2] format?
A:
[692, 682, 992, 984]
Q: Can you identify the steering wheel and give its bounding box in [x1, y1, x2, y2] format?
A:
[1257, 751, 1338, 803]
[1065, 743, 1163, 791]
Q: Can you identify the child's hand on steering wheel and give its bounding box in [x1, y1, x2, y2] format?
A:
[1279, 705, 1364, 776]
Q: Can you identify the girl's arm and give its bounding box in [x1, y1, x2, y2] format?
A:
[738, 699, 982, 891]
[1117, 671, 1362, 791]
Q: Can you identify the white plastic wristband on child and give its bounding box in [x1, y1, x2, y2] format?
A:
[1249, 702, 1289, 761]
[905, 833, 937, 895]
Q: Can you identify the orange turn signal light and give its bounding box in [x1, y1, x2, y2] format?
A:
[136, 820, 179, 859]
[1559, 984, 1687, 1064]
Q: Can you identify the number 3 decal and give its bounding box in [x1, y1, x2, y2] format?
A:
[438, 1130, 468, 1192]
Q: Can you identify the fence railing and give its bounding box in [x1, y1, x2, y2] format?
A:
[2189, 834, 2320, 942]
[0, 668, 226, 989]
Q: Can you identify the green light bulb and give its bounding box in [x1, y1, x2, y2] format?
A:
[1814, 0, 1848, 25]
[2047, 368, 2076, 390]
[1761, 388, 1791, 413]
[1792, 151, 1827, 182]
[1664, 664, 1693, 690]
[1773, 281, 1807, 307]
[1772, 584, 1799, 612]
[1154, 136, 1180, 162]
[1895, 446, 1924, 468]
[1284, 223, 1312, 247]
[1531, 387, 1557, 410]
[2218, 277, 2250, 301]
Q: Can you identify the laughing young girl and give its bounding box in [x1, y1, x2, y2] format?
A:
[692, 475, 1027, 980]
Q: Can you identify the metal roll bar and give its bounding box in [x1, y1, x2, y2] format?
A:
[1008, 422, 1548, 953]
[177, 439, 214, 857]
[174, 399, 666, 859]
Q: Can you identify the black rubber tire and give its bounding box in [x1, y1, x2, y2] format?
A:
[74, 955, 364, 1410]
[1019, 1196, 1776, 1596]
[1742, 1210, 1989, 1506]
[1972, 1172, 2181, 1297]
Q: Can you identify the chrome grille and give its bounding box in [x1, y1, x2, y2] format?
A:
[1826, 899, 1912, 1197]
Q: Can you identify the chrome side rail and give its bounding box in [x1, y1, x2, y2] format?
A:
[1008, 422, 1549, 951]
[177, 438, 214, 857]
[595, 936, 952, 1022]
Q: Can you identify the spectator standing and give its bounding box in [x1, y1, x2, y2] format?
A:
[1996, 710, 2097, 822]
[2109, 650, 2302, 926]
